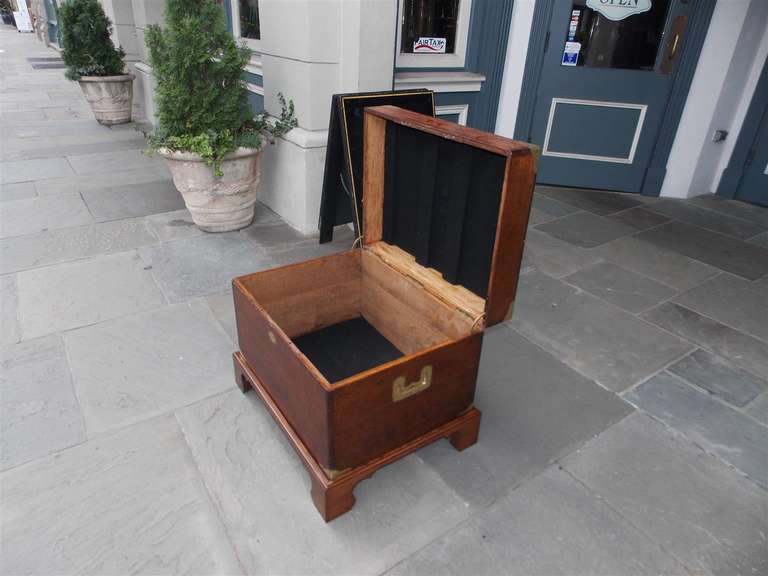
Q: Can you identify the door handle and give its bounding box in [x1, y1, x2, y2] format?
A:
[661, 15, 688, 74]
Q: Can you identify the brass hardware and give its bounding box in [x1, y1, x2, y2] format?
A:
[392, 365, 433, 402]
[504, 299, 516, 321]
[268, 331, 277, 344]
[524, 143, 542, 173]
[669, 34, 680, 61]
[321, 465, 350, 480]
[661, 15, 688, 75]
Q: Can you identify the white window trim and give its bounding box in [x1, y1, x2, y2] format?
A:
[436, 104, 469, 125]
[245, 59, 262, 77]
[231, 0, 263, 53]
[247, 83, 264, 96]
[394, 70, 485, 93]
[396, 0, 472, 69]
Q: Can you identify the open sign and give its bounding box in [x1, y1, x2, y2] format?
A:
[586, 0, 652, 21]
[413, 37, 447, 54]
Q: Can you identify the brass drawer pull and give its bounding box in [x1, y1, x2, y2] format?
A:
[392, 365, 432, 402]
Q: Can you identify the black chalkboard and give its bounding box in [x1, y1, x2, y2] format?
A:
[318, 89, 435, 243]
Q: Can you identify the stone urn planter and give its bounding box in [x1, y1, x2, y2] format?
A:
[78, 74, 134, 125]
[158, 146, 264, 232]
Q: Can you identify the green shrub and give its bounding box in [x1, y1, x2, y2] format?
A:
[59, 0, 126, 81]
[145, 0, 296, 176]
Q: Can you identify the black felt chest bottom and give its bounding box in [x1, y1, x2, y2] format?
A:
[292, 317, 403, 383]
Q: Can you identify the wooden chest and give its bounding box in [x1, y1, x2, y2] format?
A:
[232, 105, 537, 521]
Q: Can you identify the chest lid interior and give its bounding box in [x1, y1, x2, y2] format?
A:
[362, 105, 538, 328]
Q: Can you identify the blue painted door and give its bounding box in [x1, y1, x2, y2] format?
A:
[735, 105, 768, 207]
[529, 0, 691, 192]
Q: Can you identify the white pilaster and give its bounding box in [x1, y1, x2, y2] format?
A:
[661, 0, 767, 198]
[258, 0, 397, 234]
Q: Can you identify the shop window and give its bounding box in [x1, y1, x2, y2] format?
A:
[232, 0, 261, 50]
[397, 0, 472, 68]
[562, 0, 671, 70]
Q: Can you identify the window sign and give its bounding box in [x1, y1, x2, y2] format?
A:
[563, 0, 670, 70]
[413, 37, 447, 53]
[586, 0, 652, 22]
[562, 42, 581, 66]
[568, 9, 581, 41]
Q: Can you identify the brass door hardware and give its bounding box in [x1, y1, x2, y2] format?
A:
[661, 16, 688, 75]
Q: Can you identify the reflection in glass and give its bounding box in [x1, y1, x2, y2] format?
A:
[564, 0, 670, 70]
[400, 0, 460, 54]
[239, 0, 260, 40]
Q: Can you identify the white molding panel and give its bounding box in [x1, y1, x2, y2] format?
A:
[542, 98, 647, 164]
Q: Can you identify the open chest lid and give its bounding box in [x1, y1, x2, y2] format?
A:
[362, 105, 538, 328]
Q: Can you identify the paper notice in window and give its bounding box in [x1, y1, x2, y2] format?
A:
[561, 41, 581, 66]
[413, 38, 447, 53]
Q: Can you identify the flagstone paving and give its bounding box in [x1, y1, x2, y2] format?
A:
[2, 27, 767, 575]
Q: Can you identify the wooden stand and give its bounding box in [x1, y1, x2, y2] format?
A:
[234, 351, 481, 522]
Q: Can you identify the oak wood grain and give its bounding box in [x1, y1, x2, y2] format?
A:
[236, 250, 361, 338]
[365, 105, 532, 157]
[329, 331, 482, 469]
[367, 242, 485, 324]
[363, 113, 387, 245]
[485, 152, 537, 325]
[235, 350, 481, 522]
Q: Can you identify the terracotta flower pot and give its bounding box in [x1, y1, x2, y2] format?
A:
[158, 146, 263, 233]
[78, 74, 134, 125]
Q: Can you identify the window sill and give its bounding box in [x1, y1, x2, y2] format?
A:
[393, 71, 486, 93]
[245, 54, 263, 77]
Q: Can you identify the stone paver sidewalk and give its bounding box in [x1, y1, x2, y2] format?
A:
[2, 26, 767, 575]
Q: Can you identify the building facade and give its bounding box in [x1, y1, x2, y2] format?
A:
[42, 0, 768, 233]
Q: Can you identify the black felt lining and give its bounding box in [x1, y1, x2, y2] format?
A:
[382, 123, 505, 298]
[292, 317, 403, 383]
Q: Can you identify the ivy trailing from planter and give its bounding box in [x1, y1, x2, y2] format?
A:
[145, 0, 297, 176]
[58, 0, 126, 81]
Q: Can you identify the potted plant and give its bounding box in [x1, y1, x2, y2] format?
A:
[145, 0, 297, 233]
[1, 1, 15, 26]
[58, 0, 133, 125]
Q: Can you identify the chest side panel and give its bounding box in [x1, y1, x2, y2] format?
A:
[328, 332, 483, 470]
[233, 283, 332, 467]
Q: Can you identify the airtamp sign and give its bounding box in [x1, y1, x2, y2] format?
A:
[586, 0, 652, 21]
[413, 37, 447, 54]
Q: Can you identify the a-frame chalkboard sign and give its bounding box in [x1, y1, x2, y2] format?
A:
[318, 89, 435, 243]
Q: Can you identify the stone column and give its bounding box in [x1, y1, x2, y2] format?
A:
[128, 0, 164, 125]
[257, 0, 397, 234]
[97, 0, 163, 124]
[100, 0, 140, 64]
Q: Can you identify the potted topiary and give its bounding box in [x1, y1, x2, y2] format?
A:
[58, 0, 133, 125]
[1, 1, 15, 26]
[145, 0, 296, 233]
